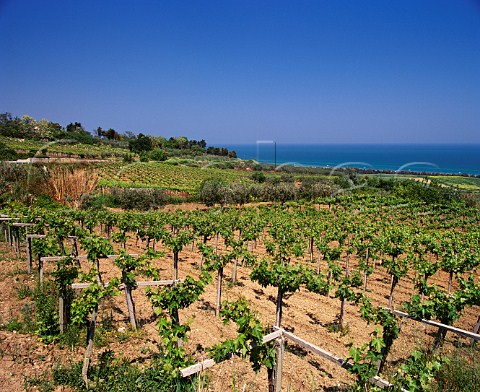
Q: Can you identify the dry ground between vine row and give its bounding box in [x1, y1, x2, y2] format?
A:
[0, 219, 479, 392]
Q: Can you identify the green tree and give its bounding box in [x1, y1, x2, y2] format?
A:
[128, 133, 153, 153]
[199, 178, 231, 206]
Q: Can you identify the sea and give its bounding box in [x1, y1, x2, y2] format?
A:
[222, 144, 480, 176]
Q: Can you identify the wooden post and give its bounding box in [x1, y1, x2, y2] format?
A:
[309, 237, 314, 262]
[27, 234, 47, 274]
[433, 326, 447, 350]
[11, 223, 36, 259]
[82, 304, 99, 386]
[124, 282, 137, 331]
[70, 237, 81, 268]
[8, 224, 12, 248]
[273, 335, 285, 392]
[388, 275, 398, 310]
[471, 316, 480, 346]
[216, 267, 223, 317]
[82, 261, 104, 384]
[232, 258, 238, 283]
[59, 288, 66, 333]
[173, 252, 179, 281]
[275, 287, 283, 328]
[70, 237, 79, 256]
[316, 252, 323, 275]
[26, 236, 32, 274]
[15, 227, 21, 257]
[38, 255, 44, 288]
[363, 247, 369, 291]
[339, 252, 350, 330]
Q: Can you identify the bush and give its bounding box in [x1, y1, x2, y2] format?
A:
[128, 133, 153, 153]
[33, 194, 63, 209]
[148, 148, 168, 162]
[228, 183, 250, 205]
[251, 171, 266, 183]
[114, 188, 169, 210]
[0, 141, 19, 160]
[262, 182, 298, 203]
[280, 174, 295, 183]
[0, 163, 48, 205]
[199, 178, 230, 206]
[122, 153, 135, 163]
[63, 131, 95, 145]
[80, 193, 117, 209]
[300, 177, 338, 199]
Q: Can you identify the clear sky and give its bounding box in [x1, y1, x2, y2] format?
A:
[1, 0, 480, 144]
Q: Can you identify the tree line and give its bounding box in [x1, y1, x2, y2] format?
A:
[0, 112, 236, 158]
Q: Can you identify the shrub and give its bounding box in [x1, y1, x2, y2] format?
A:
[300, 178, 338, 199]
[251, 171, 266, 183]
[262, 182, 297, 203]
[80, 193, 117, 209]
[199, 178, 230, 206]
[280, 174, 295, 183]
[228, 183, 250, 205]
[0, 163, 47, 204]
[122, 153, 135, 163]
[0, 141, 19, 161]
[128, 133, 153, 153]
[115, 188, 168, 210]
[148, 148, 168, 162]
[33, 194, 63, 209]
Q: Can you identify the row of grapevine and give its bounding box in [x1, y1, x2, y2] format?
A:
[1, 193, 479, 390]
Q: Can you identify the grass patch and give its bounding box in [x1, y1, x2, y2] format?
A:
[24, 374, 55, 392]
[433, 347, 480, 391]
[17, 283, 34, 299]
[45, 350, 203, 391]
[4, 318, 23, 332]
[7, 265, 29, 277]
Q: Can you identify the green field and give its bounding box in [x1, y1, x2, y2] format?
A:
[96, 161, 252, 193]
[1, 136, 127, 158]
[428, 175, 480, 190]
[367, 173, 480, 191]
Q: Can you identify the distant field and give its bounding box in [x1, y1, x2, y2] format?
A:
[1, 136, 127, 158]
[368, 173, 480, 191]
[96, 161, 252, 194]
[429, 175, 480, 190]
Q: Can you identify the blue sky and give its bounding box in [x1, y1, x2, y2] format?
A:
[1, 0, 479, 144]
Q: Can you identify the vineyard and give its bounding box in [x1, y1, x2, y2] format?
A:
[1, 192, 480, 391]
[95, 161, 252, 194]
[427, 176, 480, 191]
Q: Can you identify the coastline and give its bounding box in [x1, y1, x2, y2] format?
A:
[222, 143, 480, 177]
